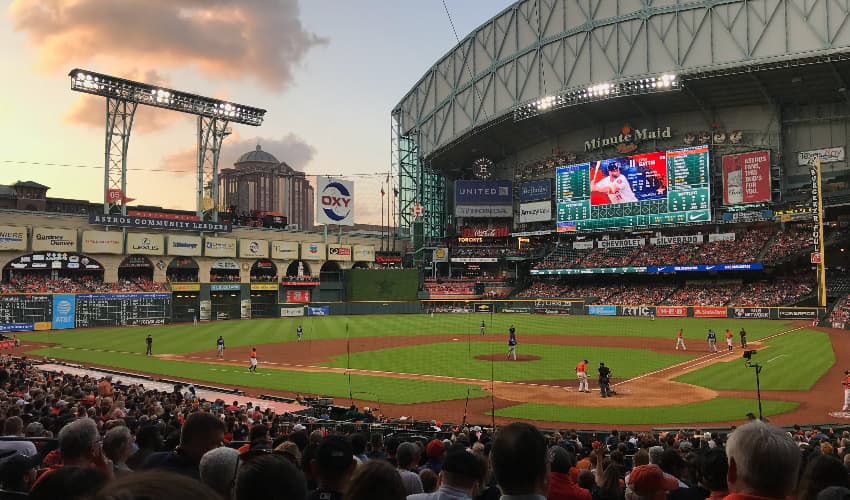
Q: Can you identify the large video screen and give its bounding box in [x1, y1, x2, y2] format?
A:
[556, 145, 710, 231]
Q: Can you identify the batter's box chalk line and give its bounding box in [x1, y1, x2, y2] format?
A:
[827, 411, 850, 419]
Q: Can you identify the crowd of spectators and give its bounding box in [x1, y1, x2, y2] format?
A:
[764, 225, 813, 265]
[249, 275, 278, 283]
[450, 246, 513, 258]
[209, 273, 241, 283]
[0, 275, 167, 294]
[0, 355, 843, 500]
[517, 276, 813, 307]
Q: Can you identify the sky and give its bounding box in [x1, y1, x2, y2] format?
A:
[0, 0, 514, 225]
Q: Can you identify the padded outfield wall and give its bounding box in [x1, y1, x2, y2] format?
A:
[343, 269, 419, 301]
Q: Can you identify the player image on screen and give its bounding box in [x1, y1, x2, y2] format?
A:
[590, 161, 637, 204]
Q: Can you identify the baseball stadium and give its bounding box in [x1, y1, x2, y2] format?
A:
[4, 0, 850, 438]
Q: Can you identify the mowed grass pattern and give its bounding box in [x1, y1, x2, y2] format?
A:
[673, 329, 834, 390]
[26, 347, 487, 405]
[24, 315, 795, 356]
[321, 342, 694, 382]
[494, 398, 799, 424]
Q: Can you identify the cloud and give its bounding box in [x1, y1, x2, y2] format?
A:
[63, 69, 187, 133]
[10, 0, 327, 90]
[159, 132, 317, 174]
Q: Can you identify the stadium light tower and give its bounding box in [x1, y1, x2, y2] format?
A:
[69, 69, 266, 221]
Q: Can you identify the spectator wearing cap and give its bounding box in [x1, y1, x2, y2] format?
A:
[548, 446, 591, 500]
[308, 435, 357, 500]
[625, 464, 679, 500]
[491, 422, 548, 499]
[275, 440, 302, 468]
[409, 445, 487, 500]
[0, 417, 36, 458]
[725, 421, 800, 500]
[420, 439, 446, 474]
[141, 411, 225, 480]
[0, 453, 38, 497]
[397, 441, 424, 495]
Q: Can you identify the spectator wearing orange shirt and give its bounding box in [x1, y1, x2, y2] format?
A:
[97, 376, 113, 398]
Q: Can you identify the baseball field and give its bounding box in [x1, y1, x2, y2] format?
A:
[17, 313, 842, 428]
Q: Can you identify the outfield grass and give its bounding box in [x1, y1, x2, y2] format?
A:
[23, 315, 795, 356]
[673, 329, 834, 390]
[494, 398, 799, 424]
[27, 347, 487, 405]
[321, 342, 694, 381]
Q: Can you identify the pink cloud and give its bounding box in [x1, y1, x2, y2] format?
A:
[10, 0, 327, 91]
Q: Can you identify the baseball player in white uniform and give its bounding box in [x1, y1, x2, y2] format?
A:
[591, 162, 637, 204]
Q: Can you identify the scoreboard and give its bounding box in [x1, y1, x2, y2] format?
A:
[556, 145, 710, 231]
[0, 295, 51, 329]
[75, 293, 171, 327]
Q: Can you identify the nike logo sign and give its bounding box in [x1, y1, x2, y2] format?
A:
[688, 212, 708, 221]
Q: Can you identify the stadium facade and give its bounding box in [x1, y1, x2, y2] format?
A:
[392, 0, 850, 241]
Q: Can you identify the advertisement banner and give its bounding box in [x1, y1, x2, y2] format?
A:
[474, 304, 493, 313]
[0, 324, 33, 332]
[731, 307, 771, 319]
[307, 306, 330, 316]
[573, 240, 594, 250]
[238, 239, 269, 259]
[199, 300, 211, 321]
[88, 213, 230, 232]
[376, 252, 402, 264]
[455, 205, 513, 218]
[722, 151, 771, 204]
[280, 307, 305, 317]
[502, 308, 532, 313]
[693, 306, 727, 318]
[455, 180, 513, 205]
[519, 201, 552, 223]
[598, 238, 645, 248]
[588, 305, 617, 316]
[0, 226, 27, 251]
[317, 176, 354, 226]
[650, 235, 703, 245]
[126, 233, 164, 255]
[461, 227, 510, 238]
[327, 244, 352, 261]
[648, 263, 763, 273]
[271, 241, 299, 260]
[798, 146, 845, 166]
[708, 233, 735, 242]
[250, 283, 278, 291]
[204, 237, 236, 258]
[352, 245, 375, 262]
[170, 283, 200, 292]
[210, 284, 241, 292]
[450, 257, 499, 263]
[81, 230, 123, 254]
[656, 306, 687, 317]
[167, 235, 202, 256]
[433, 248, 449, 263]
[777, 308, 819, 320]
[240, 300, 251, 319]
[285, 290, 311, 303]
[301, 242, 325, 261]
[32, 227, 77, 252]
[519, 180, 551, 202]
[621, 306, 656, 317]
[52, 294, 76, 330]
[211, 259, 239, 270]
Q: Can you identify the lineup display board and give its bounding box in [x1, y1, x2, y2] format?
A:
[556, 145, 710, 231]
[0, 295, 52, 327]
[75, 293, 171, 327]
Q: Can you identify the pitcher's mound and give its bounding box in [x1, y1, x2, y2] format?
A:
[475, 354, 541, 362]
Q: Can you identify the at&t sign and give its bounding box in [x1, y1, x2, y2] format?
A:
[317, 176, 354, 226]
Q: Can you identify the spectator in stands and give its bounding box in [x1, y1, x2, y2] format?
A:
[90, 470, 222, 500]
[199, 446, 239, 499]
[625, 464, 679, 500]
[548, 446, 591, 500]
[725, 421, 800, 500]
[670, 448, 727, 500]
[126, 425, 162, 470]
[102, 426, 134, 476]
[0, 417, 36, 458]
[796, 454, 850, 500]
[0, 453, 37, 497]
[409, 445, 486, 500]
[309, 435, 357, 500]
[396, 441, 424, 495]
[366, 433, 387, 461]
[141, 411, 225, 480]
[418, 468, 438, 494]
[420, 439, 445, 474]
[345, 459, 407, 500]
[34, 417, 111, 487]
[491, 422, 548, 499]
[235, 452, 308, 500]
[29, 466, 110, 500]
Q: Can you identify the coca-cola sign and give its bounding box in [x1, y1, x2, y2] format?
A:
[461, 227, 509, 238]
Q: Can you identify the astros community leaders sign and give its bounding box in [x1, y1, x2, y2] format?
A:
[89, 214, 231, 233]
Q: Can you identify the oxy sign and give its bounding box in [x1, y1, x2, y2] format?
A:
[317, 177, 354, 226]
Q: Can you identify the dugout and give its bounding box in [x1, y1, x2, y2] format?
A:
[209, 284, 241, 320]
